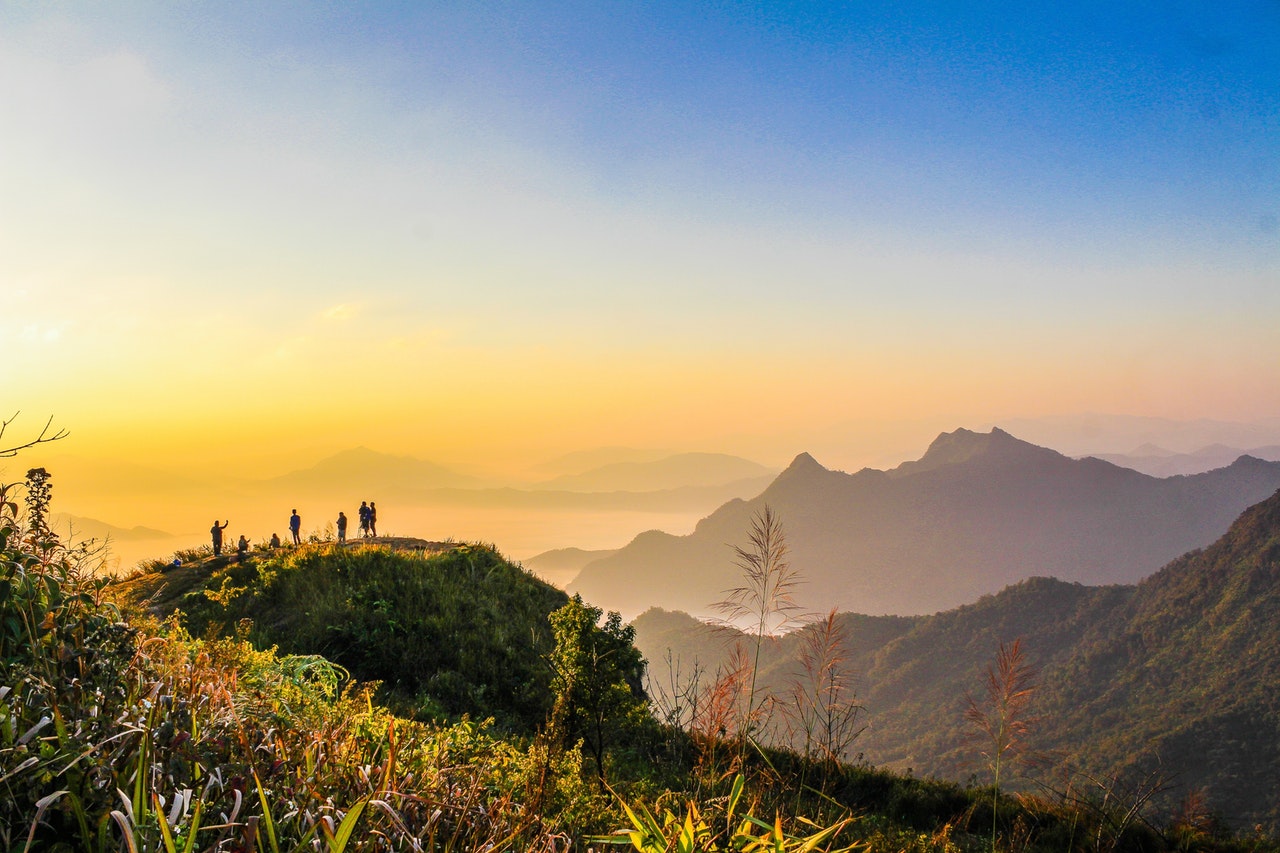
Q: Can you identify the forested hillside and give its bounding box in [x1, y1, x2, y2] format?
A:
[634, 488, 1280, 830]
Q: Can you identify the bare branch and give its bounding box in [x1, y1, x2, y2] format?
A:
[0, 413, 69, 458]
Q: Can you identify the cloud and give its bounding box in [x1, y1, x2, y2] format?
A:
[20, 324, 65, 344]
[321, 303, 361, 322]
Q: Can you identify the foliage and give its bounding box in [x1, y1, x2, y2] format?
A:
[965, 637, 1037, 850]
[1, 478, 598, 850]
[713, 505, 803, 763]
[547, 594, 649, 781]
[22, 467, 52, 538]
[598, 774, 865, 852]
[10, 441, 1280, 850]
[147, 541, 569, 731]
[782, 609, 865, 799]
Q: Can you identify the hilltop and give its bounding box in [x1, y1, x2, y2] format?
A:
[114, 538, 568, 729]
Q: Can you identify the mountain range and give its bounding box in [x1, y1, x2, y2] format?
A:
[570, 427, 1280, 617]
[519, 546, 620, 587]
[1085, 443, 1280, 478]
[49, 513, 173, 543]
[631, 487, 1280, 830]
[531, 452, 776, 493]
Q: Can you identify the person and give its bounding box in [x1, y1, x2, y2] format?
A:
[336, 511, 348, 543]
[269, 532, 281, 549]
[236, 534, 249, 562]
[358, 501, 370, 538]
[289, 509, 302, 545]
[210, 519, 229, 556]
[368, 501, 377, 537]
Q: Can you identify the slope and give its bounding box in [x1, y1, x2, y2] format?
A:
[632, 488, 1280, 830]
[113, 541, 570, 731]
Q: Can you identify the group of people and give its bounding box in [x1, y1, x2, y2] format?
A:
[208, 500, 379, 558]
[208, 520, 256, 561]
[335, 501, 378, 543]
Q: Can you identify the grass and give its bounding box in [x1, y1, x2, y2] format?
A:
[6, 491, 1280, 851]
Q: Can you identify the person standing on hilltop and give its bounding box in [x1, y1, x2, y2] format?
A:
[289, 509, 302, 545]
[337, 511, 348, 543]
[236, 534, 249, 562]
[369, 501, 378, 537]
[358, 501, 370, 538]
[210, 519, 229, 556]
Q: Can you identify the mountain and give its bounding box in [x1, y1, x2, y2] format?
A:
[633, 488, 1280, 830]
[1089, 443, 1280, 477]
[528, 446, 674, 477]
[994, 414, 1280, 457]
[520, 546, 620, 587]
[533, 452, 776, 493]
[570, 428, 1280, 618]
[267, 447, 483, 496]
[49, 512, 173, 542]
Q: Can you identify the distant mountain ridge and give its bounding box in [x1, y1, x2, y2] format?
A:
[532, 452, 776, 493]
[268, 446, 484, 494]
[1086, 443, 1280, 477]
[632, 487, 1280, 830]
[520, 546, 620, 587]
[570, 427, 1280, 617]
[49, 513, 173, 542]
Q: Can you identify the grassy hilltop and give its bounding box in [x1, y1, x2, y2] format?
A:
[114, 539, 569, 731]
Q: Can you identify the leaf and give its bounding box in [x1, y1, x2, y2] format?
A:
[326, 798, 369, 853]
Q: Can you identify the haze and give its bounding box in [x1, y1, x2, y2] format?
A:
[3, 4, 1278, 569]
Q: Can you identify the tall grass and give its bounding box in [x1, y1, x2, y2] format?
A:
[713, 505, 803, 768]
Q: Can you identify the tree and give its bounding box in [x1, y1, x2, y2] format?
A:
[547, 594, 647, 781]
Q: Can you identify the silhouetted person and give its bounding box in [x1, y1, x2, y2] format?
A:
[369, 501, 377, 537]
[210, 519, 229, 556]
[337, 511, 348, 543]
[236, 534, 249, 562]
[269, 532, 281, 549]
[358, 501, 370, 538]
[289, 509, 302, 545]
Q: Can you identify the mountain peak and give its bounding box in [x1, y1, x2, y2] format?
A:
[891, 427, 1054, 478]
[764, 452, 830, 490]
[787, 451, 823, 471]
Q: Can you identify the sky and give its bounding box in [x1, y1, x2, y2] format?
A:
[3, 1, 1279, 495]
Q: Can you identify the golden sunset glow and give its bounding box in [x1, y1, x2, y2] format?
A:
[3, 4, 1278, 570]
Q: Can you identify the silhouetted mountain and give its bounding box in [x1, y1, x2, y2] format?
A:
[268, 447, 483, 496]
[520, 546, 619, 587]
[49, 513, 173, 542]
[633, 489, 1280, 829]
[533, 452, 776, 493]
[995, 413, 1280, 457]
[1089, 443, 1280, 477]
[528, 446, 674, 478]
[570, 428, 1280, 617]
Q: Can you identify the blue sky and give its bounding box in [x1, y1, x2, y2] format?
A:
[2, 2, 1278, 478]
